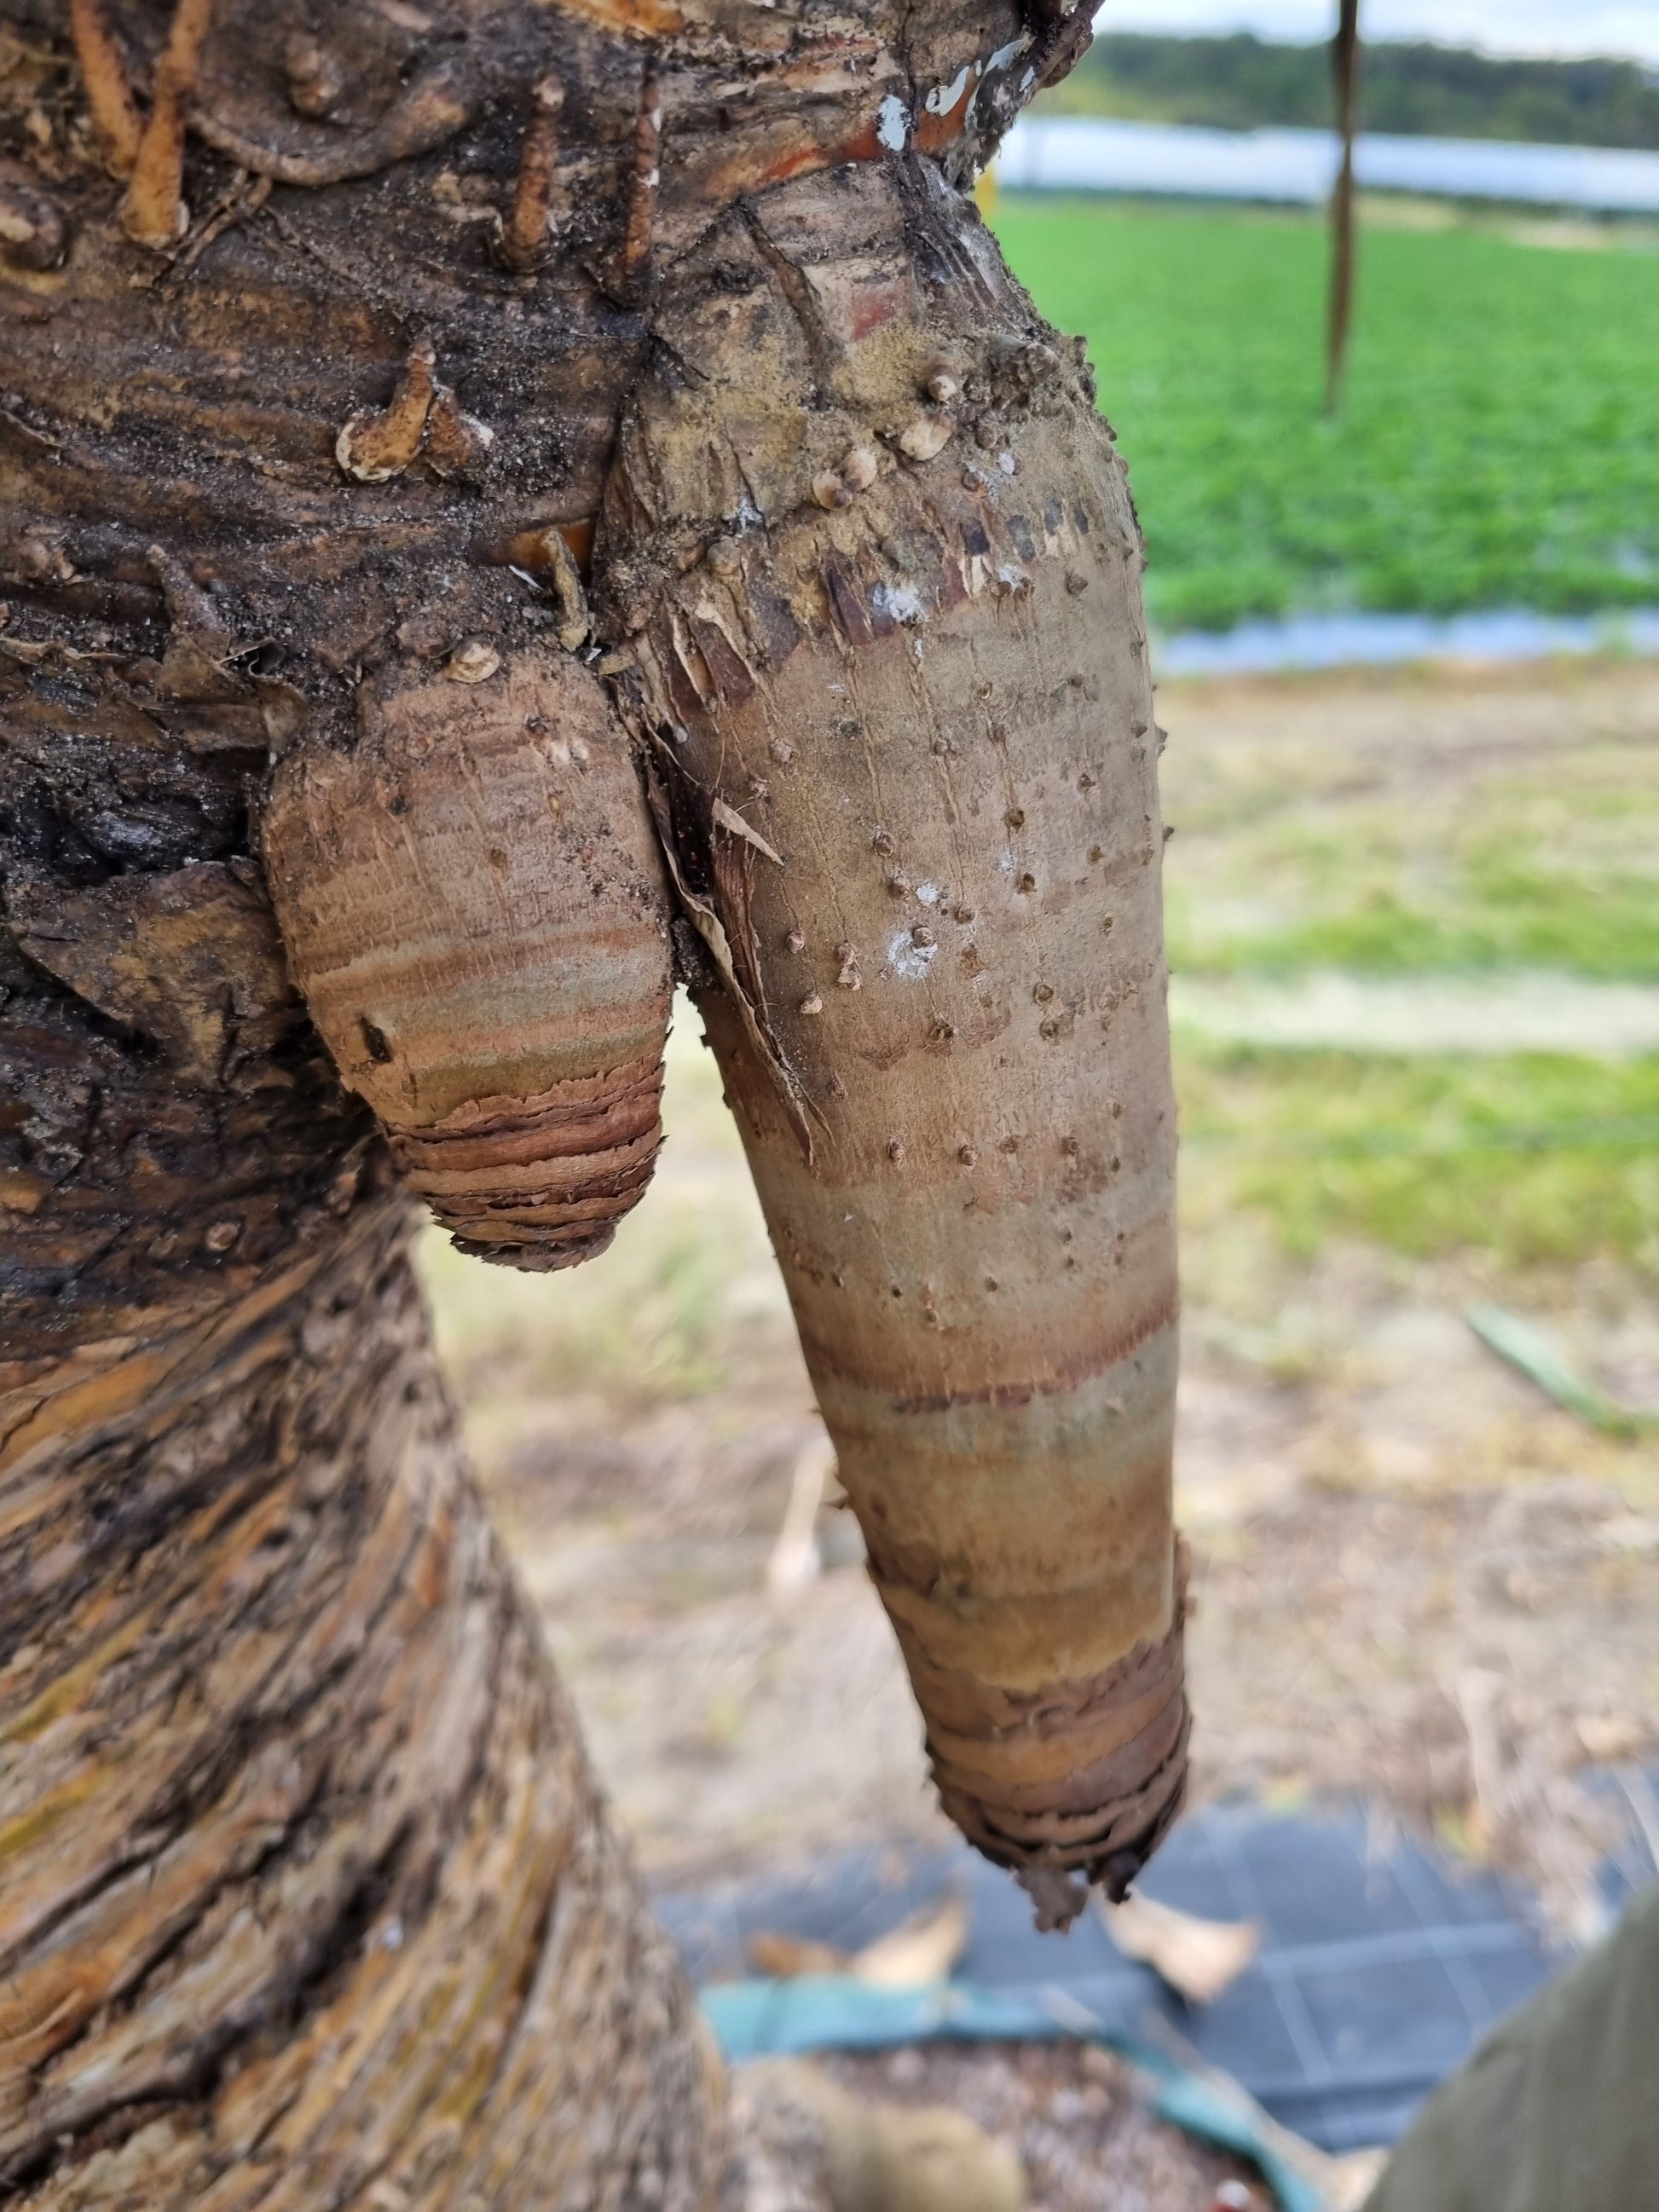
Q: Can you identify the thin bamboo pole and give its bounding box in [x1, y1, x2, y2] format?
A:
[1325, 0, 1362, 414]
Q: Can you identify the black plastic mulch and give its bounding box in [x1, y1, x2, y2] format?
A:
[655, 1760, 1659, 2152]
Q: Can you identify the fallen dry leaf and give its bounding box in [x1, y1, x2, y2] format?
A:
[1574, 1712, 1649, 1762]
[746, 1930, 854, 1979]
[1138, 2016, 1386, 2212]
[766, 1431, 837, 1599]
[1099, 1891, 1261, 2006]
[853, 1893, 968, 1990]
[743, 1894, 968, 1989]
[1324, 2147, 1390, 2210]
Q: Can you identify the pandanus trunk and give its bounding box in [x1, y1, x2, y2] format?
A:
[1, 1200, 715, 2206]
[3, 0, 1176, 2198]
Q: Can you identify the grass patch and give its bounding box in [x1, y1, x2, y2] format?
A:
[1176, 1040, 1659, 1273]
[1175, 869, 1659, 980]
[423, 1211, 735, 1406]
[991, 197, 1659, 632]
[1165, 798, 1659, 980]
[420, 1005, 794, 1414]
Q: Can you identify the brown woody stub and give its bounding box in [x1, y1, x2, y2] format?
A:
[923, 1568, 1191, 1903]
[263, 654, 675, 1269]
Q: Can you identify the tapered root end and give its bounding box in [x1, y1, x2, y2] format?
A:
[600, 161, 1192, 1923]
[454, 1224, 618, 1271]
[915, 1547, 1191, 1919]
[389, 1057, 664, 1268]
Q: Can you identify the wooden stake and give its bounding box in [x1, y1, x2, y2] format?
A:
[1325, 0, 1361, 414]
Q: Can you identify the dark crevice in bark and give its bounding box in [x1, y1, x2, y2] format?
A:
[740, 201, 843, 398]
[12, 1447, 435, 1972]
[0, 1815, 424, 2198]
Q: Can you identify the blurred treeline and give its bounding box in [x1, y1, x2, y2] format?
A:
[1039, 34, 1659, 149]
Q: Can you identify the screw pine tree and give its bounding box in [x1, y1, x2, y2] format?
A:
[0, 0, 1184, 2198]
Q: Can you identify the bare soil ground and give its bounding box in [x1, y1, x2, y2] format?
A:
[725, 2044, 1269, 2212]
[820, 2043, 1256, 2211]
[425, 661, 1659, 1939]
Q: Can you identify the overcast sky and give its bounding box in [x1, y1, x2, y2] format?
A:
[1097, 2, 1659, 62]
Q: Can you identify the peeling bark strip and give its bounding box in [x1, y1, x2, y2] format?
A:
[605, 158, 1187, 1907]
[0, 1204, 718, 2204]
[617, 57, 662, 303]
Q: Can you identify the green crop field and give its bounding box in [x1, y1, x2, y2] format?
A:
[1177, 1042, 1659, 1275]
[992, 196, 1659, 634]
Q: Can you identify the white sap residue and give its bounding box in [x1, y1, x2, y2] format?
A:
[888, 930, 939, 980]
[876, 95, 910, 153]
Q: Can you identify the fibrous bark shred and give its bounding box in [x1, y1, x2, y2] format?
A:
[500, 72, 564, 271]
[119, 0, 215, 249]
[66, 0, 142, 174]
[618, 58, 662, 303]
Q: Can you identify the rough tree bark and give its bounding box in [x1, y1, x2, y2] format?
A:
[1, 0, 1182, 2199]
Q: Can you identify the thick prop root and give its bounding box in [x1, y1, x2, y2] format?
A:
[600, 158, 1188, 1895]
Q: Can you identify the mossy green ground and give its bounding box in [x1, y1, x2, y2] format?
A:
[1163, 721, 1659, 981]
[992, 197, 1659, 634]
[1178, 1045, 1659, 1274]
[1155, 666, 1659, 1286]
